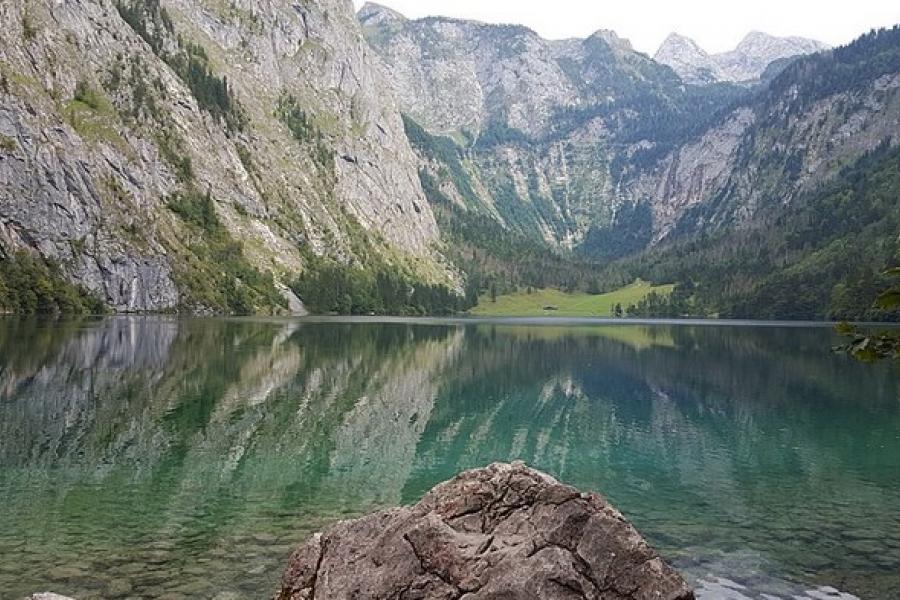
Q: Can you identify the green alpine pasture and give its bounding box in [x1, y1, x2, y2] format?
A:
[470, 280, 674, 317]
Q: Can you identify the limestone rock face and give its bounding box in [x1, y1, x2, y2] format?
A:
[627, 107, 757, 242]
[164, 0, 441, 257]
[361, 12, 578, 138]
[365, 5, 900, 255]
[359, 6, 674, 140]
[632, 69, 900, 242]
[276, 462, 694, 600]
[357, 5, 694, 248]
[0, 0, 448, 313]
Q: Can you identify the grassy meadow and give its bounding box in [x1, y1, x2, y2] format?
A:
[470, 280, 674, 317]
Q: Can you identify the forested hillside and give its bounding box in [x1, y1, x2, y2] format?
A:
[621, 142, 900, 320]
[613, 27, 900, 320]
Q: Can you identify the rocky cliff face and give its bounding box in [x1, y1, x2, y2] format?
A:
[634, 57, 900, 241]
[0, 0, 183, 311]
[0, 0, 448, 313]
[360, 2, 691, 140]
[360, 3, 580, 138]
[655, 31, 828, 84]
[360, 2, 740, 249]
[363, 5, 899, 256]
[625, 108, 757, 243]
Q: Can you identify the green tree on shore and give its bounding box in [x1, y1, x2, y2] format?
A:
[838, 267, 900, 361]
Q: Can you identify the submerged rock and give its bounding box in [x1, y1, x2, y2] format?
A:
[276, 462, 694, 599]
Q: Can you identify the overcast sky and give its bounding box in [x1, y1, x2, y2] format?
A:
[354, 0, 900, 55]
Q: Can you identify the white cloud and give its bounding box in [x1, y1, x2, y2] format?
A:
[354, 0, 900, 55]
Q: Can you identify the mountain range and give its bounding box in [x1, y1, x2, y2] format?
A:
[654, 31, 829, 84]
[360, 2, 900, 319]
[1, 0, 899, 319]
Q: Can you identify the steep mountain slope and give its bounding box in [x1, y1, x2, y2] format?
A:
[631, 26, 900, 244]
[0, 0, 452, 314]
[624, 141, 900, 320]
[359, 2, 577, 138]
[359, 2, 746, 252]
[655, 32, 828, 84]
[617, 28, 900, 319]
[364, 5, 898, 250]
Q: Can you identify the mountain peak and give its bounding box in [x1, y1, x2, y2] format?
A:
[655, 32, 707, 62]
[654, 33, 717, 83]
[716, 31, 828, 81]
[738, 30, 775, 44]
[655, 30, 828, 84]
[735, 31, 829, 55]
[657, 33, 708, 56]
[358, 2, 407, 27]
[589, 29, 634, 53]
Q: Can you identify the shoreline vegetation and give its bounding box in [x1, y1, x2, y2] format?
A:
[0, 252, 106, 315]
[3, 265, 900, 326]
[5, 252, 898, 320]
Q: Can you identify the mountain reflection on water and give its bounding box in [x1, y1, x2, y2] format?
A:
[1, 317, 898, 600]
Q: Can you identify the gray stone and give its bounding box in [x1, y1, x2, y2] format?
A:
[106, 578, 134, 597]
[276, 462, 694, 600]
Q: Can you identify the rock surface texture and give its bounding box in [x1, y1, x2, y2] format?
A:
[276, 462, 694, 600]
[0, 0, 449, 313]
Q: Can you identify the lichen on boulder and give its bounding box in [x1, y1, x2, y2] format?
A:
[276, 462, 694, 599]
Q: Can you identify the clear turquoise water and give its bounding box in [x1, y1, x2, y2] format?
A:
[0, 317, 898, 600]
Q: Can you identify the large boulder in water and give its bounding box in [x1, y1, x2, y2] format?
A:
[276, 462, 694, 599]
